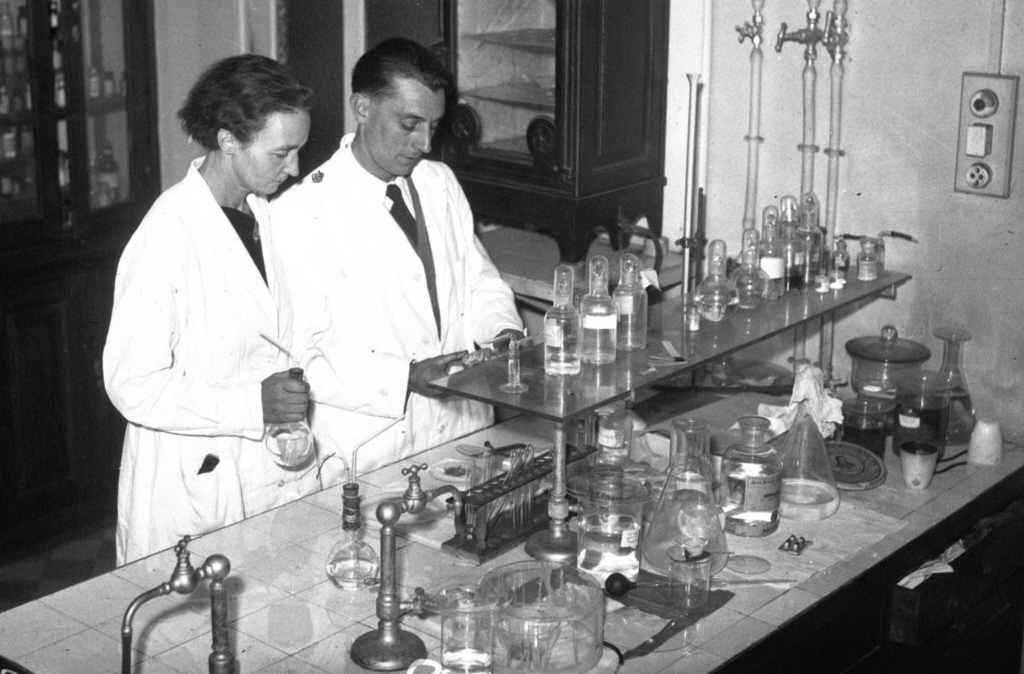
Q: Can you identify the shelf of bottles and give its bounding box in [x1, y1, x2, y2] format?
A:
[0, 0, 34, 212]
[79, 0, 127, 211]
[453, 0, 557, 163]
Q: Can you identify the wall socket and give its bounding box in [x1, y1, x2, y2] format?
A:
[954, 72, 1018, 198]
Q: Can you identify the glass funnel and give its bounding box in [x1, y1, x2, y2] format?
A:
[779, 402, 840, 521]
[934, 326, 976, 446]
[642, 418, 729, 577]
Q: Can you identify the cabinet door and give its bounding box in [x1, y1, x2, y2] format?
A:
[443, 0, 565, 185]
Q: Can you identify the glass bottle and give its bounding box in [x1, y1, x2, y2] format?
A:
[857, 237, 879, 281]
[613, 253, 647, 351]
[731, 229, 770, 310]
[544, 264, 581, 375]
[95, 143, 121, 202]
[643, 418, 729, 576]
[796, 192, 824, 290]
[779, 402, 840, 521]
[830, 238, 850, 287]
[0, 2, 14, 52]
[779, 195, 804, 291]
[934, 326, 976, 445]
[693, 239, 736, 322]
[579, 255, 617, 364]
[264, 367, 315, 468]
[594, 400, 632, 466]
[759, 205, 784, 299]
[325, 483, 379, 590]
[720, 416, 782, 537]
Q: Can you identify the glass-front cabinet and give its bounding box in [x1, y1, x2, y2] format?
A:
[441, 0, 668, 261]
[0, 0, 157, 242]
[0, 0, 157, 555]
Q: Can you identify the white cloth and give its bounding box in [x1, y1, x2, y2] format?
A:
[268, 134, 522, 474]
[103, 159, 319, 565]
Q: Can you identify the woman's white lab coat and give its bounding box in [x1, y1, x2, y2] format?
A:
[269, 135, 522, 473]
[104, 160, 319, 565]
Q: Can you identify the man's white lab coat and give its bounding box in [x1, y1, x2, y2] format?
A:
[269, 135, 522, 474]
[104, 160, 319, 565]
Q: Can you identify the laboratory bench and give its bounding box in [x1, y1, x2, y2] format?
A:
[1, 392, 1022, 674]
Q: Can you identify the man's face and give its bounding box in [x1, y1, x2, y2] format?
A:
[350, 76, 445, 182]
[231, 109, 310, 197]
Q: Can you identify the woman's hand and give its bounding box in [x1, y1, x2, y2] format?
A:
[262, 370, 310, 424]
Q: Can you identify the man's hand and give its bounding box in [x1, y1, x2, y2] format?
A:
[262, 370, 310, 424]
[493, 328, 526, 344]
[409, 351, 467, 398]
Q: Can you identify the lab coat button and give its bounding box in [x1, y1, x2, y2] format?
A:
[277, 480, 285, 487]
[379, 388, 388, 397]
[438, 423, 446, 434]
[413, 273, 423, 283]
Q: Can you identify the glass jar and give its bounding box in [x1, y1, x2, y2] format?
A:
[720, 416, 781, 537]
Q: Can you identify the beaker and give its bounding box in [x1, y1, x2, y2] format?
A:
[934, 326, 976, 446]
[567, 471, 649, 584]
[779, 402, 840, 521]
[892, 369, 952, 459]
[479, 561, 604, 674]
[643, 418, 729, 577]
[429, 583, 503, 674]
[840, 396, 896, 459]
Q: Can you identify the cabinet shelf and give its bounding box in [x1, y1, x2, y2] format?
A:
[433, 271, 912, 422]
[461, 82, 555, 112]
[463, 28, 556, 53]
[85, 95, 126, 116]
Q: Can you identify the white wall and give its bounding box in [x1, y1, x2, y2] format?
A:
[154, 0, 1023, 442]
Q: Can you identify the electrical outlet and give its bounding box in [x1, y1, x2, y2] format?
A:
[954, 72, 1018, 198]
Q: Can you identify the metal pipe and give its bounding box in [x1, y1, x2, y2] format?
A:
[737, 0, 766, 232]
[822, 0, 850, 251]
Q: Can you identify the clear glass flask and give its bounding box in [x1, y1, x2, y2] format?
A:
[544, 264, 582, 375]
[264, 367, 314, 468]
[693, 239, 737, 323]
[934, 326, 976, 445]
[580, 255, 617, 364]
[325, 483, 379, 590]
[759, 205, 785, 299]
[779, 402, 840, 521]
[613, 253, 648, 350]
[720, 416, 782, 537]
[643, 418, 729, 577]
[731, 228, 770, 310]
[594, 400, 632, 466]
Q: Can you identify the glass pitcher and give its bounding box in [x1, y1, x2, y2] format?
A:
[642, 418, 729, 577]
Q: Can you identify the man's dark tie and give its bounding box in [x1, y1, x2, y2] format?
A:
[386, 183, 418, 248]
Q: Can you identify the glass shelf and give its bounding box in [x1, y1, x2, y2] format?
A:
[432, 271, 912, 422]
[462, 82, 555, 111]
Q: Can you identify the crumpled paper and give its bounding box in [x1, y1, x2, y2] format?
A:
[755, 363, 843, 438]
[897, 540, 966, 589]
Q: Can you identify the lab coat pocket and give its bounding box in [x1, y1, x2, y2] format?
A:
[177, 445, 238, 536]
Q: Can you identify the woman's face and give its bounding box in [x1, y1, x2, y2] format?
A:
[231, 109, 310, 197]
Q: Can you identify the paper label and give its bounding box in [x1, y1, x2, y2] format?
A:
[760, 256, 785, 279]
[582, 313, 616, 329]
[899, 413, 921, 429]
[615, 295, 634, 314]
[544, 321, 563, 347]
[621, 528, 640, 549]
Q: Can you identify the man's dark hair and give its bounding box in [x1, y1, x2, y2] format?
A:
[351, 37, 453, 101]
[178, 53, 312, 151]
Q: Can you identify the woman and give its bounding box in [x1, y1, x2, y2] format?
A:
[103, 54, 316, 565]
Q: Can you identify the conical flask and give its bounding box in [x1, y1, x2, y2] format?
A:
[642, 418, 729, 577]
[934, 326, 976, 446]
[779, 402, 840, 521]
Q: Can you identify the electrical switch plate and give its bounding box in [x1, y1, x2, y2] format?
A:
[954, 72, 1018, 198]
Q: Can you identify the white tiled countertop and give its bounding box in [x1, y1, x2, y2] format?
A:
[2, 400, 1021, 674]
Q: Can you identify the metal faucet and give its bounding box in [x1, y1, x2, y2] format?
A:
[351, 463, 465, 671]
[120, 537, 233, 674]
[775, 1, 824, 54]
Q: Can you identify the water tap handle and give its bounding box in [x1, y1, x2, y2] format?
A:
[401, 463, 430, 514]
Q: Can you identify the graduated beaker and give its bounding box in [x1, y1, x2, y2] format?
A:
[642, 418, 729, 577]
[893, 369, 952, 459]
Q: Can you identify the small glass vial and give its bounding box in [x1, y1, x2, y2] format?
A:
[731, 228, 769, 310]
[830, 238, 850, 288]
[544, 265, 581, 375]
[857, 237, 879, 281]
[779, 195, 804, 291]
[264, 367, 314, 468]
[693, 239, 737, 322]
[720, 416, 782, 537]
[759, 205, 784, 299]
[613, 253, 647, 351]
[325, 483, 379, 590]
[796, 192, 823, 290]
[580, 255, 617, 363]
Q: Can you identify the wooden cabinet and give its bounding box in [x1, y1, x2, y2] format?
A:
[0, 0, 158, 554]
[439, 0, 669, 262]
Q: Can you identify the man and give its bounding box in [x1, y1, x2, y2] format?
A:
[269, 38, 523, 474]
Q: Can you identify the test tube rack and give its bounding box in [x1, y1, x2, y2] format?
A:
[441, 443, 595, 564]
